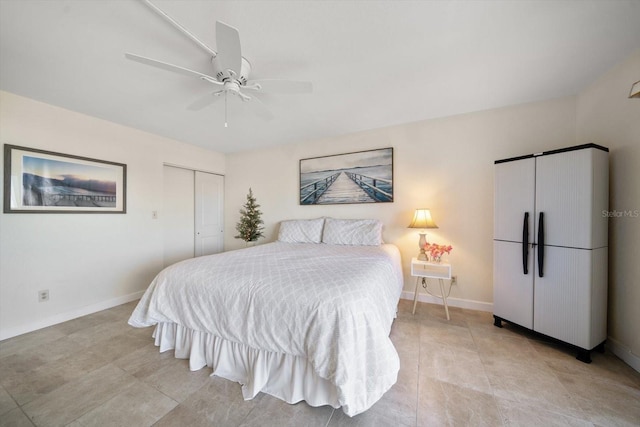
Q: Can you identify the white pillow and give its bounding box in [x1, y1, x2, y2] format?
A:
[322, 218, 383, 246]
[277, 218, 325, 243]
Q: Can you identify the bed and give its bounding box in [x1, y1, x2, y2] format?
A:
[128, 218, 404, 416]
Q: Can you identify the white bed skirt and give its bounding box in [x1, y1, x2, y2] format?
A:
[153, 322, 342, 411]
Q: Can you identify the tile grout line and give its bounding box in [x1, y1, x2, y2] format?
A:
[64, 365, 139, 427]
[1, 383, 38, 427]
[534, 340, 596, 424]
[324, 407, 335, 427]
[468, 318, 508, 427]
[20, 406, 37, 427]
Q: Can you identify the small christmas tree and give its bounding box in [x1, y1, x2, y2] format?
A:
[235, 188, 264, 243]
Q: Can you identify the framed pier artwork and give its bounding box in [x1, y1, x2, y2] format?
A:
[300, 147, 393, 205]
[3, 144, 126, 213]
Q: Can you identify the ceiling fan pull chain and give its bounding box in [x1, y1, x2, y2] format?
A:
[224, 91, 228, 128]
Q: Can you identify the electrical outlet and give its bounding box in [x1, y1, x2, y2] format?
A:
[451, 276, 457, 285]
[38, 290, 49, 302]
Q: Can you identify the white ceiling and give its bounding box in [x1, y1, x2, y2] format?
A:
[1, 0, 639, 153]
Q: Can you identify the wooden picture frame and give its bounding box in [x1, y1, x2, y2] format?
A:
[3, 144, 126, 213]
[300, 147, 393, 205]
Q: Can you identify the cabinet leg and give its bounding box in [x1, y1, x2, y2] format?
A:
[493, 315, 503, 328]
[576, 349, 592, 364]
[595, 342, 605, 353]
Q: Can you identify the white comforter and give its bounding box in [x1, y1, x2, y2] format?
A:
[129, 242, 404, 415]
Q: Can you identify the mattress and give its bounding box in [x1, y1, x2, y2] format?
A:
[129, 242, 404, 416]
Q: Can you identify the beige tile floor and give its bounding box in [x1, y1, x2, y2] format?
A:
[1, 299, 639, 427]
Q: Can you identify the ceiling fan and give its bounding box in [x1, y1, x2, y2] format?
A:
[125, 0, 312, 126]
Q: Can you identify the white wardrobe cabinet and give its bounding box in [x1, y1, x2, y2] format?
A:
[493, 144, 609, 363]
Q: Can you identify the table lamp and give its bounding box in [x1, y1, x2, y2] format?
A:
[408, 208, 438, 260]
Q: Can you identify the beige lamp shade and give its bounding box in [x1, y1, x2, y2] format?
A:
[408, 208, 438, 229]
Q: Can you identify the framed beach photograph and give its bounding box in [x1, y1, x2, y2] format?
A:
[3, 144, 126, 213]
[300, 147, 393, 205]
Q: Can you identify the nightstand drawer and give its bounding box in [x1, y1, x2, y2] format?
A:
[410, 258, 451, 279]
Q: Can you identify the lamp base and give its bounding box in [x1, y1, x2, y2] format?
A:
[417, 233, 428, 261]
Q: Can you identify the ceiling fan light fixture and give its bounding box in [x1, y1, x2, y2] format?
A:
[126, 4, 312, 124]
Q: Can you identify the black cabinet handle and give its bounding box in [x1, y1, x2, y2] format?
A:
[522, 212, 529, 274]
[538, 212, 544, 278]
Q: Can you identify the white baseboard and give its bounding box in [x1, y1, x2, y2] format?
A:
[401, 291, 493, 312]
[0, 291, 145, 341]
[607, 336, 640, 373]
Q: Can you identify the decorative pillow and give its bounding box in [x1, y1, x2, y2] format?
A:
[277, 218, 325, 243]
[322, 218, 383, 246]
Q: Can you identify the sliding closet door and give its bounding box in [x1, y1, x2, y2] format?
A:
[195, 171, 224, 256]
[163, 165, 195, 267]
[163, 166, 224, 267]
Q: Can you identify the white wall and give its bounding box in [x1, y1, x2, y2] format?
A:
[0, 91, 225, 340]
[224, 96, 577, 307]
[576, 50, 640, 370]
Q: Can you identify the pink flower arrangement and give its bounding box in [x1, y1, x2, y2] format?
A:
[422, 242, 453, 262]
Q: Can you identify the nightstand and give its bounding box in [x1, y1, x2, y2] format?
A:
[411, 257, 452, 320]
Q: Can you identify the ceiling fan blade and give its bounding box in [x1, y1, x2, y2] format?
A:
[141, 0, 217, 57]
[216, 21, 242, 78]
[125, 53, 221, 84]
[244, 94, 274, 121]
[247, 79, 313, 94]
[187, 91, 223, 111]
